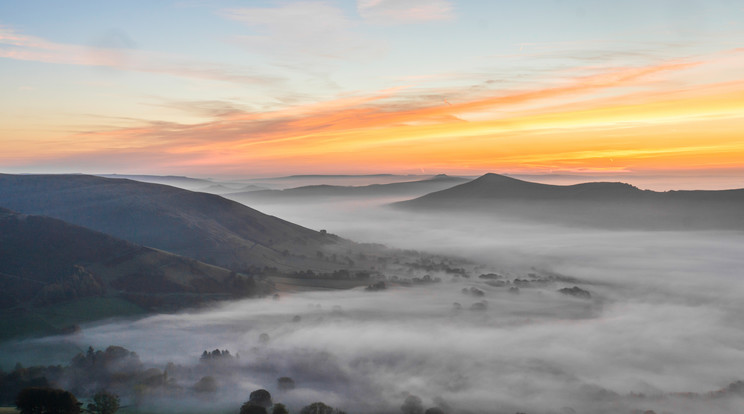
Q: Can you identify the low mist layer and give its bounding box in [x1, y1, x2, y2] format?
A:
[4, 211, 744, 413]
[3, 176, 744, 413]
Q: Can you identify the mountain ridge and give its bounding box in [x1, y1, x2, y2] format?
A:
[0, 174, 347, 271]
[393, 173, 744, 230]
[227, 174, 468, 200]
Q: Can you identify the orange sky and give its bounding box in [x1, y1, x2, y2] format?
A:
[2, 1, 744, 181]
[14, 51, 739, 177]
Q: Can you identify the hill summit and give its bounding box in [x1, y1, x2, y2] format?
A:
[0, 174, 345, 271]
[393, 173, 744, 230]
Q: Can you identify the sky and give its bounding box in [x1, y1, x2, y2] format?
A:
[1, 0, 744, 180]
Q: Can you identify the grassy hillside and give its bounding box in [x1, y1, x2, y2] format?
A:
[0, 209, 270, 340]
[0, 297, 146, 341]
[0, 174, 348, 271]
[394, 173, 744, 230]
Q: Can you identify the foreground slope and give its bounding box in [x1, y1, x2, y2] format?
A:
[0, 174, 343, 271]
[0, 207, 268, 339]
[394, 173, 744, 230]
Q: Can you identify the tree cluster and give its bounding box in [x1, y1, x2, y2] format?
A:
[289, 269, 372, 280]
[33, 265, 105, 306]
[0, 363, 59, 405]
[200, 349, 235, 361]
[404, 258, 466, 275]
[15, 387, 82, 414]
[558, 286, 591, 299]
[365, 281, 386, 291]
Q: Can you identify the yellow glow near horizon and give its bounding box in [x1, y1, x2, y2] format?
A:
[4, 51, 744, 176]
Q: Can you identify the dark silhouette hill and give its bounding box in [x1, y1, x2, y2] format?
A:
[227, 174, 468, 201]
[0, 174, 345, 271]
[0, 208, 270, 339]
[394, 173, 744, 230]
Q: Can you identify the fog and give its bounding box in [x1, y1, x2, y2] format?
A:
[4, 186, 744, 413]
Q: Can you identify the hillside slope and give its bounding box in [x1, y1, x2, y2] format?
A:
[394, 173, 744, 230]
[0, 174, 345, 271]
[0, 208, 269, 339]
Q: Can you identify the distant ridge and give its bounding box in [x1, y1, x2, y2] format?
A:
[410, 173, 644, 200]
[263, 174, 401, 180]
[227, 174, 468, 200]
[0, 174, 346, 271]
[101, 173, 205, 182]
[394, 173, 744, 230]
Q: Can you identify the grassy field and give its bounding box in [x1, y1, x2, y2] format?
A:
[0, 407, 19, 414]
[0, 296, 146, 342]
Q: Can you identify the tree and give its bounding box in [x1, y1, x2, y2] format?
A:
[401, 395, 424, 414]
[272, 403, 289, 414]
[277, 377, 295, 391]
[193, 376, 217, 394]
[249, 389, 273, 408]
[87, 391, 120, 414]
[16, 387, 81, 414]
[240, 405, 268, 414]
[299, 402, 346, 414]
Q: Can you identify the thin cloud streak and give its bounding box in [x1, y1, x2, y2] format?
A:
[4, 49, 744, 175]
[357, 0, 455, 24]
[0, 25, 282, 85]
[220, 2, 384, 61]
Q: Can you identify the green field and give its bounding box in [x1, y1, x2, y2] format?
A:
[0, 296, 146, 342]
[0, 407, 19, 414]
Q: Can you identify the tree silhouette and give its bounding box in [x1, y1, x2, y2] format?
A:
[193, 376, 217, 394]
[272, 403, 289, 414]
[16, 387, 81, 414]
[87, 391, 120, 414]
[277, 377, 295, 391]
[249, 389, 273, 408]
[240, 405, 268, 414]
[299, 402, 346, 414]
[401, 395, 424, 414]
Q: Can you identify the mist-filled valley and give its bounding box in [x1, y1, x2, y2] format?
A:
[2, 174, 744, 414]
[5, 1, 744, 413]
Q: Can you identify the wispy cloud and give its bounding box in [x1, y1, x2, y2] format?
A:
[220, 2, 383, 60]
[357, 0, 455, 24]
[5, 47, 744, 176]
[0, 25, 282, 85]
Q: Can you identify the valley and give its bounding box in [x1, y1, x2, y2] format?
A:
[2, 173, 744, 413]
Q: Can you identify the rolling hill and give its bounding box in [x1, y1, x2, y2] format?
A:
[0, 207, 269, 340]
[98, 174, 262, 194]
[0, 174, 346, 271]
[393, 173, 744, 230]
[226, 174, 469, 202]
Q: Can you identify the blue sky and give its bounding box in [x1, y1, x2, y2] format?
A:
[1, 1, 743, 178]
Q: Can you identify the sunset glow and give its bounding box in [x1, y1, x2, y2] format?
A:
[1, 1, 743, 181]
